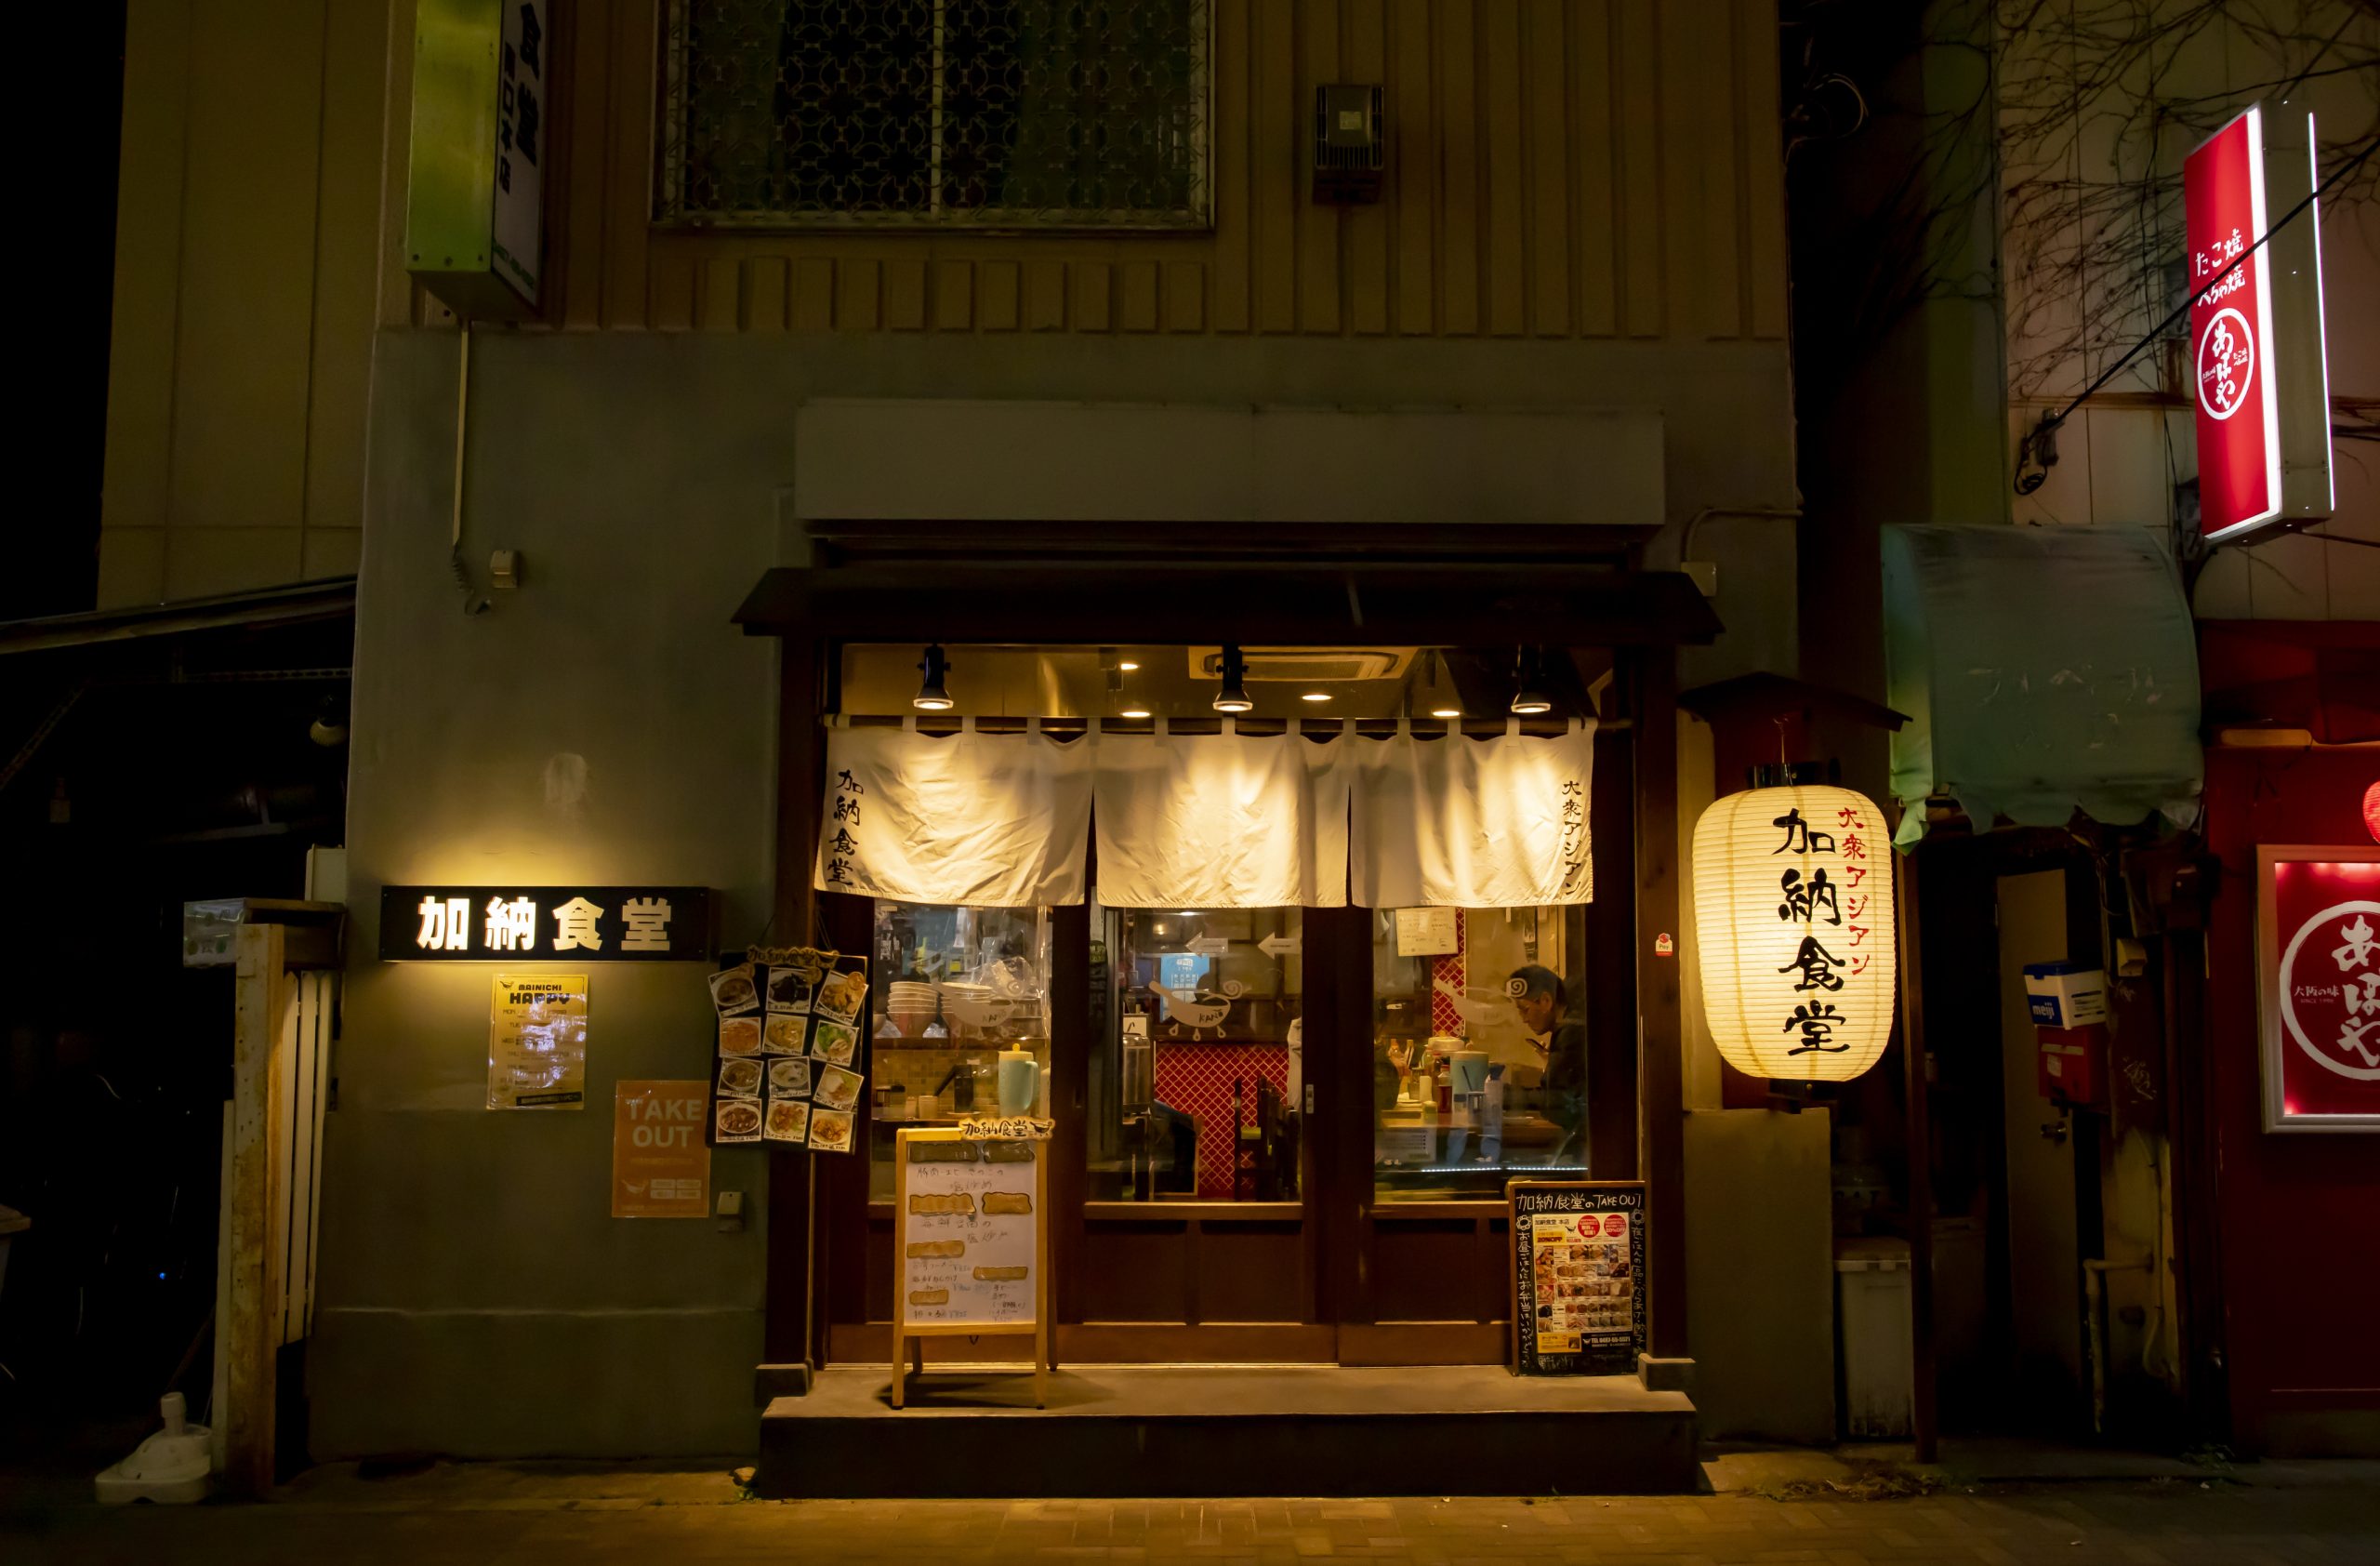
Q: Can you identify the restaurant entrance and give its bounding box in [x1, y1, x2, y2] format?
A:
[737, 526, 1712, 1380]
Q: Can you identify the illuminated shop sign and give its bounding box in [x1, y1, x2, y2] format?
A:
[379, 886, 713, 962]
[2183, 104, 2334, 544]
[2259, 851, 2380, 1132]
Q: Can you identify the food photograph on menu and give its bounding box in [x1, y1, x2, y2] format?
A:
[767, 1056, 813, 1098]
[714, 1097, 763, 1143]
[814, 1063, 865, 1112]
[708, 962, 761, 1017]
[810, 1017, 860, 1067]
[717, 1056, 762, 1099]
[766, 964, 817, 1015]
[813, 966, 867, 1025]
[718, 1016, 762, 1057]
[765, 1100, 812, 1143]
[807, 1107, 854, 1152]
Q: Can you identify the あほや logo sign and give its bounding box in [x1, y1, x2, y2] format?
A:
[2197, 307, 2255, 421]
[2281, 902, 2380, 1081]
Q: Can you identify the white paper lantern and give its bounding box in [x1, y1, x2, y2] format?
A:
[1692, 783, 1897, 1082]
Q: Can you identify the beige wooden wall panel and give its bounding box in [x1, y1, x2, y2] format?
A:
[172, 0, 327, 534]
[101, 0, 393, 607]
[529, 0, 1786, 344]
[99, 0, 195, 604]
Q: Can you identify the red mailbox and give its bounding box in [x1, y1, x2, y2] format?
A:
[2038, 1023, 2108, 1109]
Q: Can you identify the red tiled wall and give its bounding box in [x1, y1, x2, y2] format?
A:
[1153, 1042, 1289, 1199]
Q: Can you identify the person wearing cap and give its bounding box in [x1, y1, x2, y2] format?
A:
[1511, 964, 1588, 1168]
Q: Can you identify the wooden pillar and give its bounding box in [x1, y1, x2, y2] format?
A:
[226, 922, 294, 1496]
[1632, 648, 1688, 1360]
[1897, 846, 1939, 1462]
[763, 638, 825, 1380]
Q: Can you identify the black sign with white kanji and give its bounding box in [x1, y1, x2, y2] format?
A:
[379, 886, 714, 961]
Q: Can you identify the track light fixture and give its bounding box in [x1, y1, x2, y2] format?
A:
[1212, 644, 1254, 713]
[1509, 646, 1553, 716]
[913, 644, 954, 711]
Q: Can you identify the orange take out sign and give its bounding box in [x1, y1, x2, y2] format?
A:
[613, 1080, 711, 1218]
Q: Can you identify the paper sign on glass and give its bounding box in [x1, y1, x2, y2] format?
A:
[487, 972, 588, 1109]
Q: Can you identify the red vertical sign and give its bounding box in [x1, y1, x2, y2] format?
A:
[2185, 108, 2282, 541]
[2260, 852, 2380, 1130]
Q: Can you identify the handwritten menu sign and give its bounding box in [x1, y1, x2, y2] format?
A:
[1510, 1181, 1646, 1376]
[892, 1128, 1051, 1408]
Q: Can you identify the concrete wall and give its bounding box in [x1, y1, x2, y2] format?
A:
[1684, 1108, 1837, 1442]
[314, 324, 1800, 1457]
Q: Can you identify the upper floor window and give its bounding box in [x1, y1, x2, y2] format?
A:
[658, 1, 1210, 229]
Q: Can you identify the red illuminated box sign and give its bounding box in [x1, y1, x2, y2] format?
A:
[2257, 848, 2380, 1132]
[2182, 105, 2333, 544]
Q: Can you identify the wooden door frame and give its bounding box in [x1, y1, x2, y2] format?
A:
[748, 554, 1704, 1381]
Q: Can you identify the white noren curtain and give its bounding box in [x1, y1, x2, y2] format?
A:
[1091, 721, 1349, 909]
[1351, 719, 1596, 909]
[815, 721, 1091, 907]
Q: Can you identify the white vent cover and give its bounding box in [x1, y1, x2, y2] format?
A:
[1188, 646, 1414, 683]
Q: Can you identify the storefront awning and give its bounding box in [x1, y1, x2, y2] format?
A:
[1882, 524, 2202, 844]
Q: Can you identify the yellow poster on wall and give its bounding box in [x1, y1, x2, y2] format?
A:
[613, 1081, 711, 1218]
[487, 972, 588, 1109]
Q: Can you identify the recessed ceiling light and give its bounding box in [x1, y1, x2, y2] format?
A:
[1430, 706, 1462, 719]
[1120, 707, 1152, 720]
[1301, 692, 1332, 703]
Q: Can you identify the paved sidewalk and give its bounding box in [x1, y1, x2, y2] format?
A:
[7, 1458, 2377, 1566]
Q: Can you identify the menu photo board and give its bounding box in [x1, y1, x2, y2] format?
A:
[1509, 1181, 1646, 1376]
[708, 946, 869, 1151]
[2258, 847, 2380, 1132]
[892, 1127, 1051, 1408]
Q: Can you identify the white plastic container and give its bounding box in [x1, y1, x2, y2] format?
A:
[95, 1392, 215, 1505]
[1834, 1238, 1913, 1440]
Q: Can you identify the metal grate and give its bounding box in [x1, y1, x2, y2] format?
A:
[658, 0, 1210, 230]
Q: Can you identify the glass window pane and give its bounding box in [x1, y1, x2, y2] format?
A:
[1370, 907, 1590, 1202]
[866, 899, 1051, 1200]
[1087, 903, 1302, 1202]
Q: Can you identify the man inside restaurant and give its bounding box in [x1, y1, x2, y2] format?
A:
[1511, 964, 1588, 1168]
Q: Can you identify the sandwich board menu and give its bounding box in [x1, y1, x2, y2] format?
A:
[892, 1126, 1051, 1408]
[1509, 1180, 1646, 1376]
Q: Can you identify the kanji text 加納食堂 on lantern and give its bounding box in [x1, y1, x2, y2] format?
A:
[1691, 785, 1897, 1082]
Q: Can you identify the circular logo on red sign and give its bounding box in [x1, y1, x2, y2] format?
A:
[2280, 899, 2380, 1082]
[2196, 306, 2256, 421]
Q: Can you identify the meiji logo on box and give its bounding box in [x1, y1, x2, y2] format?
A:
[2024, 964, 2109, 1028]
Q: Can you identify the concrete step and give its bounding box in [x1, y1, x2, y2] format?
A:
[760, 1364, 1699, 1497]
